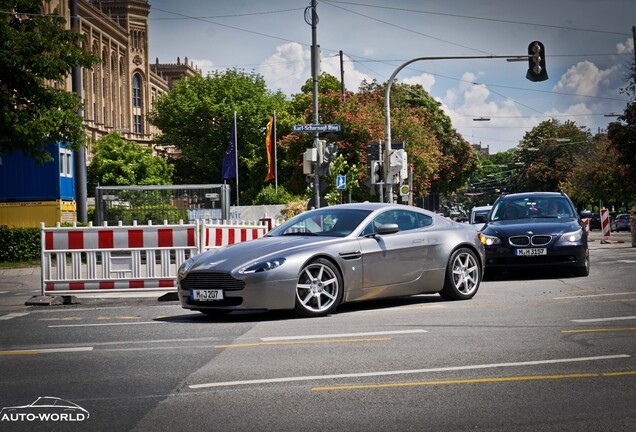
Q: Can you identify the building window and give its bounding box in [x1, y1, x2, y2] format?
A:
[132, 74, 141, 108]
[133, 114, 143, 134]
[60, 148, 73, 178]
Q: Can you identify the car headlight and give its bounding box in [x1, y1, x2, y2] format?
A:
[557, 228, 583, 244]
[240, 258, 286, 274]
[178, 258, 195, 281]
[478, 232, 501, 246]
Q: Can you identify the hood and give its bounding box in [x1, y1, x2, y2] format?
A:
[482, 218, 582, 238]
[188, 235, 342, 272]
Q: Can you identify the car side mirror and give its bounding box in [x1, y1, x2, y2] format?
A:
[579, 211, 592, 219]
[377, 223, 399, 235]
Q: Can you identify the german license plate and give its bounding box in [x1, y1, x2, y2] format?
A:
[515, 248, 547, 256]
[190, 289, 224, 301]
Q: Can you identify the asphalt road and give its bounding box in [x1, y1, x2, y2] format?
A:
[0, 231, 634, 431]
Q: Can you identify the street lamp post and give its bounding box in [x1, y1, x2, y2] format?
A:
[383, 51, 540, 203]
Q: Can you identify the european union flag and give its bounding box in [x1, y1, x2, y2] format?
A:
[222, 117, 237, 180]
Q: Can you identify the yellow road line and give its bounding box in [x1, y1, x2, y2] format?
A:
[400, 305, 447, 310]
[312, 371, 636, 391]
[562, 327, 636, 334]
[0, 351, 38, 355]
[215, 337, 391, 349]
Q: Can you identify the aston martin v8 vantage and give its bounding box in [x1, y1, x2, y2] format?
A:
[177, 203, 485, 317]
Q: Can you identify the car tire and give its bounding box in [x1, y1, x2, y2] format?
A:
[572, 249, 590, 277]
[295, 258, 343, 317]
[439, 248, 481, 300]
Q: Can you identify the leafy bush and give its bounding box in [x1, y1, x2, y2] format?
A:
[253, 184, 295, 205]
[0, 227, 41, 262]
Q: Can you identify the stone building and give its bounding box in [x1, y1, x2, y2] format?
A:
[44, 0, 199, 155]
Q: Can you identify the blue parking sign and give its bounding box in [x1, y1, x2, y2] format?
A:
[336, 175, 346, 189]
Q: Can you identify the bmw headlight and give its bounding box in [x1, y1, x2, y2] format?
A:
[178, 258, 195, 281]
[478, 232, 501, 246]
[557, 228, 583, 244]
[240, 258, 286, 274]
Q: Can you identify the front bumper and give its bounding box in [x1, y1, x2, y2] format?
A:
[484, 244, 588, 269]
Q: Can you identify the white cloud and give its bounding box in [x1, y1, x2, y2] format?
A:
[617, 37, 634, 55]
[401, 73, 436, 92]
[553, 60, 619, 98]
[259, 42, 311, 95]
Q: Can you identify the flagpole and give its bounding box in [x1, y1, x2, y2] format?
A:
[234, 111, 239, 207]
[273, 111, 278, 193]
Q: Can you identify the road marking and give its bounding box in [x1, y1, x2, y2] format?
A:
[312, 371, 636, 391]
[215, 338, 391, 349]
[590, 298, 636, 303]
[0, 291, 8, 294]
[400, 305, 447, 310]
[40, 317, 83, 321]
[0, 347, 93, 355]
[572, 316, 636, 323]
[562, 327, 636, 334]
[260, 329, 427, 342]
[48, 321, 164, 328]
[553, 291, 636, 300]
[187, 354, 630, 389]
[0, 312, 29, 320]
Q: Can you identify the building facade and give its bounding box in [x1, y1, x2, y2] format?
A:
[45, 0, 199, 153]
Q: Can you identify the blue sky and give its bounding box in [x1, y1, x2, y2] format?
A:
[147, 0, 635, 153]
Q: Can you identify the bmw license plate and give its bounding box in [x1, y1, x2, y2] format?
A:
[191, 289, 224, 301]
[515, 248, 547, 256]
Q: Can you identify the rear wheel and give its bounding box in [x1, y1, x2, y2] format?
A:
[439, 248, 481, 300]
[295, 258, 343, 317]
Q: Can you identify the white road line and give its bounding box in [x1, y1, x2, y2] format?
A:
[1, 347, 93, 354]
[260, 329, 427, 342]
[48, 321, 165, 328]
[0, 312, 29, 321]
[572, 316, 636, 323]
[0, 291, 8, 294]
[553, 291, 636, 300]
[188, 354, 631, 389]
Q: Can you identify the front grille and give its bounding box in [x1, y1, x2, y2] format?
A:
[509, 235, 552, 247]
[180, 272, 245, 291]
[509, 236, 530, 246]
[531, 235, 552, 246]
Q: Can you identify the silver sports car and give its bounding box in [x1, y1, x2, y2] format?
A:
[177, 203, 485, 317]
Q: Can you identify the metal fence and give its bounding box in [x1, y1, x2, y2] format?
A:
[95, 184, 231, 225]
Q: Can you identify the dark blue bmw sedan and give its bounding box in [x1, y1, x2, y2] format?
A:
[478, 192, 589, 277]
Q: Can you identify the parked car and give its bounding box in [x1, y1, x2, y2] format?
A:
[478, 192, 589, 277]
[177, 203, 485, 317]
[587, 212, 616, 232]
[615, 213, 632, 232]
[470, 205, 492, 230]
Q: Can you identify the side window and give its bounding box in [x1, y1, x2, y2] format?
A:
[395, 210, 418, 231]
[417, 213, 433, 228]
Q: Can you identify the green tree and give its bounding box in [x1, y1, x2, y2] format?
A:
[148, 70, 288, 203]
[514, 119, 592, 192]
[0, 0, 99, 163]
[87, 133, 173, 193]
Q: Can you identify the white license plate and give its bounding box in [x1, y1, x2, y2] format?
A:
[190, 289, 224, 301]
[515, 248, 547, 256]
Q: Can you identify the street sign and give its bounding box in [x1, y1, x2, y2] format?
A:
[336, 175, 346, 189]
[292, 124, 341, 133]
[399, 184, 410, 196]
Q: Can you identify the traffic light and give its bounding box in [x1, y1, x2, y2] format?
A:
[371, 161, 383, 184]
[526, 41, 548, 82]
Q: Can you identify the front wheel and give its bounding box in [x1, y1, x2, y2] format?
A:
[439, 248, 481, 300]
[572, 249, 590, 277]
[295, 258, 343, 317]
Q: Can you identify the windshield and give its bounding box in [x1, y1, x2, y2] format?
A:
[267, 209, 372, 237]
[491, 197, 574, 221]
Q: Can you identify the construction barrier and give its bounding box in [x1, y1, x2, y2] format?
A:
[40, 219, 271, 295]
[200, 220, 268, 253]
[600, 208, 611, 238]
[582, 218, 590, 234]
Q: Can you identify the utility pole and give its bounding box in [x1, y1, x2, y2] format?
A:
[310, 0, 320, 208]
[70, 0, 87, 223]
[339, 50, 345, 103]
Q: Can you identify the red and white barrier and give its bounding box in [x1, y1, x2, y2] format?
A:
[600, 208, 611, 238]
[582, 218, 590, 233]
[40, 219, 271, 295]
[200, 221, 268, 253]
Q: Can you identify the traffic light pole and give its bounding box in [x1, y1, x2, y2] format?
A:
[383, 51, 539, 203]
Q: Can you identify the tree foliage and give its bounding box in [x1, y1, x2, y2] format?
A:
[0, 0, 99, 163]
[513, 119, 592, 192]
[279, 75, 477, 202]
[87, 133, 173, 193]
[148, 70, 289, 203]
